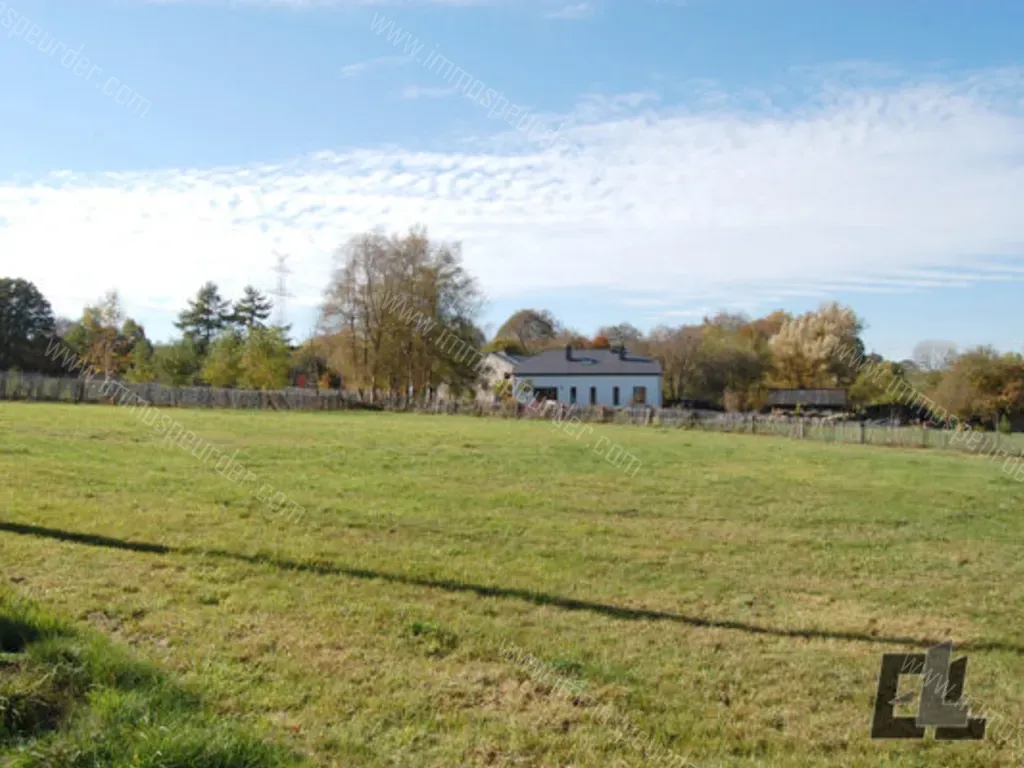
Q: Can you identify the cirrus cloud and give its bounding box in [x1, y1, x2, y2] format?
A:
[1, 69, 1023, 335]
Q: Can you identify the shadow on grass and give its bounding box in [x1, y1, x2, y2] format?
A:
[3, 519, 1022, 655]
[0, 616, 43, 653]
[0, 580, 305, 766]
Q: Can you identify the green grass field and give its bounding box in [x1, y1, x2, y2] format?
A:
[3, 402, 1024, 767]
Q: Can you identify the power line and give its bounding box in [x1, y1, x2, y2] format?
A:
[270, 251, 293, 328]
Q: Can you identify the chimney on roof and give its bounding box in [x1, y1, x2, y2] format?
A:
[565, 344, 572, 361]
[618, 346, 627, 360]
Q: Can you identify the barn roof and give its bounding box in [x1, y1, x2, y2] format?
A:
[765, 388, 849, 407]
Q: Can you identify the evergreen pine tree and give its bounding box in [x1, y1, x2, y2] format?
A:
[231, 285, 274, 332]
[175, 282, 231, 356]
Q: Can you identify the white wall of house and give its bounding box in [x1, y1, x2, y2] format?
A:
[475, 353, 518, 403]
[516, 374, 662, 408]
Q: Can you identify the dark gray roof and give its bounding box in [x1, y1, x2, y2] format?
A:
[489, 350, 521, 366]
[514, 348, 662, 376]
[765, 388, 848, 407]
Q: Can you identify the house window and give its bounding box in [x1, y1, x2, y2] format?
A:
[534, 387, 558, 402]
[589, 386, 597, 405]
[633, 386, 647, 405]
[613, 386, 620, 406]
[570, 386, 577, 404]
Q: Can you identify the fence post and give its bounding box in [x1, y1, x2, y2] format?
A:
[798, 418, 805, 439]
[922, 424, 927, 448]
[859, 422, 866, 444]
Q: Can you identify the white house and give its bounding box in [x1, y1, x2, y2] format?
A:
[512, 346, 662, 408]
[476, 350, 521, 404]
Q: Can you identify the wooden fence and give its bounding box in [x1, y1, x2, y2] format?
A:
[3, 369, 1023, 460]
[664, 412, 1024, 457]
[0, 370, 355, 411]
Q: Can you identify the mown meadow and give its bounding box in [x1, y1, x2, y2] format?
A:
[2, 402, 1024, 766]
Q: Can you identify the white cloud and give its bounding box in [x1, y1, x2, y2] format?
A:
[399, 84, 461, 99]
[141, 0, 514, 6]
[543, 2, 594, 19]
[2, 70, 1023, 333]
[340, 54, 412, 78]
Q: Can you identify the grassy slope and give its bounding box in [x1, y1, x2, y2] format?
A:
[0, 590, 305, 767]
[2, 402, 1024, 767]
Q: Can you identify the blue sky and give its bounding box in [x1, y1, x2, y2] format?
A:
[1, 0, 1022, 360]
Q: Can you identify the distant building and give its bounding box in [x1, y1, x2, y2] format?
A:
[764, 388, 849, 412]
[476, 350, 522, 404]
[863, 401, 919, 424]
[663, 397, 724, 411]
[511, 346, 662, 408]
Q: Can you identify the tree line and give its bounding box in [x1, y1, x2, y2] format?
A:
[0, 278, 300, 390]
[3, 224, 1023, 429]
